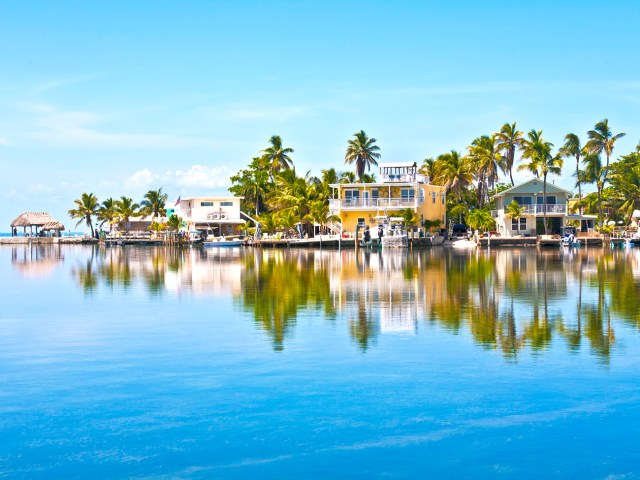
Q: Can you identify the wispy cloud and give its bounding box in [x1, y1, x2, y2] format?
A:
[204, 104, 308, 122]
[23, 104, 221, 149]
[33, 73, 105, 94]
[124, 165, 231, 191]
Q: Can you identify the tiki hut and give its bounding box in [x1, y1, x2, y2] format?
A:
[10, 212, 65, 237]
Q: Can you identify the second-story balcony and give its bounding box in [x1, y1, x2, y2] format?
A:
[330, 197, 424, 210]
[492, 204, 567, 218]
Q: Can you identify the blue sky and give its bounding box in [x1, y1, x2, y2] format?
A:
[1, 1, 639, 230]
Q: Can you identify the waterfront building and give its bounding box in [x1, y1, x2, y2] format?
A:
[491, 179, 596, 236]
[168, 196, 246, 237]
[328, 162, 447, 235]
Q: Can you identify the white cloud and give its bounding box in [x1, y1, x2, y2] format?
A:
[23, 104, 220, 149]
[122, 165, 231, 193]
[28, 183, 54, 194]
[174, 165, 230, 189]
[206, 104, 307, 122]
[125, 168, 156, 189]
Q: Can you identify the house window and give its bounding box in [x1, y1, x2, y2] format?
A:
[432, 191, 436, 204]
[345, 190, 359, 199]
[513, 196, 532, 205]
[345, 190, 359, 206]
[200, 201, 214, 207]
[401, 189, 415, 201]
[441, 192, 445, 204]
[357, 217, 366, 226]
[537, 195, 556, 205]
[511, 218, 527, 231]
[371, 189, 379, 199]
[220, 201, 233, 207]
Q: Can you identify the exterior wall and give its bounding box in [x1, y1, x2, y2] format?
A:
[331, 183, 447, 235]
[492, 179, 572, 237]
[177, 197, 242, 223]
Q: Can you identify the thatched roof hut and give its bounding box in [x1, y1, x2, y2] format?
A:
[10, 212, 65, 236]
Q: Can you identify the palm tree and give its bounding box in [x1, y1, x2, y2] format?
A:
[340, 171, 356, 184]
[419, 157, 436, 180]
[344, 130, 381, 182]
[585, 119, 625, 170]
[360, 173, 376, 183]
[466, 208, 495, 233]
[140, 187, 168, 219]
[504, 201, 525, 235]
[560, 133, 584, 211]
[433, 150, 473, 203]
[148, 220, 167, 237]
[578, 154, 607, 226]
[467, 135, 503, 207]
[261, 135, 294, 181]
[230, 157, 270, 215]
[494, 122, 524, 186]
[518, 130, 563, 234]
[166, 214, 185, 233]
[115, 196, 140, 232]
[68, 192, 99, 237]
[97, 197, 119, 230]
[608, 150, 640, 222]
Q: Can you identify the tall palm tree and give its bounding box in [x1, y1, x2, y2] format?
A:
[585, 119, 625, 170]
[230, 157, 270, 216]
[494, 122, 524, 186]
[560, 133, 584, 211]
[518, 131, 563, 234]
[433, 150, 473, 203]
[68, 192, 99, 237]
[578, 154, 607, 226]
[261, 135, 294, 181]
[419, 157, 436, 180]
[115, 196, 140, 231]
[97, 197, 119, 230]
[340, 171, 357, 184]
[139, 187, 168, 219]
[344, 130, 381, 182]
[467, 134, 503, 207]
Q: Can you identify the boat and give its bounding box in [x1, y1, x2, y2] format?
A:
[203, 236, 245, 247]
[451, 238, 477, 249]
[561, 226, 580, 247]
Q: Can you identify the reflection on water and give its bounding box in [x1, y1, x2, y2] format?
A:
[15, 244, 640, 360]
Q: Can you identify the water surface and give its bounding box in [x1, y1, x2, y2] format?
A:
[1, 245, 639, 478]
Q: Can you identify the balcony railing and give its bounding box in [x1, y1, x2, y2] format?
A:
[330, 197, 423, 209]
[493, 204, 567, 217]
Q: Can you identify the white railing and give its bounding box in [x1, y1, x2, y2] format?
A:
[495, 204, 567, 216]
[329, 197, 424, 209]
[380, 173, 429, 184]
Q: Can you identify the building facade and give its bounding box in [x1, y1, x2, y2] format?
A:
[329, 162, 447, 235]
[491, 179, 594, 236]
[168, 196, 246, 237]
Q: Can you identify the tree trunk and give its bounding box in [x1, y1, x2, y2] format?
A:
[543, 174, 548, 235]
[576, 154, 582, 214]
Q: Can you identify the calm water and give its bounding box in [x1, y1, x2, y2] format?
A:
[1, 244, 640, 479]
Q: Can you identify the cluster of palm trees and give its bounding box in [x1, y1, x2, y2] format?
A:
[68, 188, 179, 237]
[422, 118, 630, 232]
[230, 132, 381, 235]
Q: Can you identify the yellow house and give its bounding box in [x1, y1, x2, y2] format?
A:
[329, 162, 447, 235]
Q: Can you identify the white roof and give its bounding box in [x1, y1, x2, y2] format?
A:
[492, 178, 572, 198]
[379, 162, 417, 168]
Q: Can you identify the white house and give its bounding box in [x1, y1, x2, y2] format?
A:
[168, 196, 247, 237]
[492, 179, 594, 236]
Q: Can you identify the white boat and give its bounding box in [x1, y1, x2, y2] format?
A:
[561, 227, 580, 247]
[203, 237, 245, 247]
[451, 238, 477, 249]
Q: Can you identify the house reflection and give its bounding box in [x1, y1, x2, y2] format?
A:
[65, 244, 640, 359]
